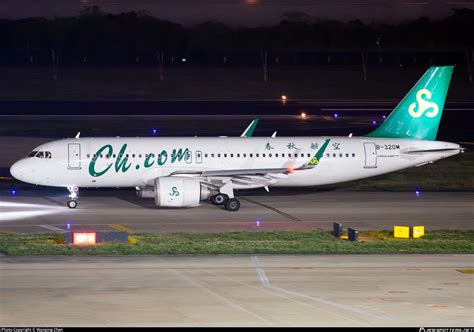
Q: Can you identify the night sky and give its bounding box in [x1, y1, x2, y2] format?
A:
[1, 0, 473, 25]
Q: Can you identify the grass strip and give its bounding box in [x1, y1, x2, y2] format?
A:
[0, 230, 472, 256]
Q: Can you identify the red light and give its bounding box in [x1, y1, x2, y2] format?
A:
[73, 232, 96, 245]
[288, 167, 295, 173]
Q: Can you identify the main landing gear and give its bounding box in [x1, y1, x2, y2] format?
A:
[210, 182, 240, 211]
[67, 185, 79, 209]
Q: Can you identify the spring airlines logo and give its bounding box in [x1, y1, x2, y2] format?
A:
[408, 89, 439, 118]
[88, 144, 189, 177]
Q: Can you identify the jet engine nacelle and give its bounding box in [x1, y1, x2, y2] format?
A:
[154, 177, 211, 208]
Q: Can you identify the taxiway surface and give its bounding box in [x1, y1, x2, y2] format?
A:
[1, 254, 472, 326]
[0, 191, 472, 233]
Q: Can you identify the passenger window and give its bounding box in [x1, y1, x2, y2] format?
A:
[263, 154, 266, 157]
[333, 153, 336, 157]
[243, 153, 246, 157]
[211, 153, 215, 158]
[307, 153, 310, 157]
[275, 153, 278, 157]
[237, 153, 240, 158]
[346, 153, 349, 157]
[339, 153, 343, 157]
[218, 154, 221, 158]
[294, 153, 298, 158]
[230, 154, 233, 158]
[256, 153, 259, 157]
[326, 153, 330, 157]
[224, 153, 227, 158]
[352, 153, 355, 157]
[250, 154, 253, 158]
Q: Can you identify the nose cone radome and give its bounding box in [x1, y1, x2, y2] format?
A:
[10, 159, 31, 184]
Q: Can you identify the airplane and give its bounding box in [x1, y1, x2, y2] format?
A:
[10, 66, 463, 211]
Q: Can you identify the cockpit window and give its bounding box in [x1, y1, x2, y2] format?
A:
[27, 151, 52, 159]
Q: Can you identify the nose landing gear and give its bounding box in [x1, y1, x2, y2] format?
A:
[67, 185, 79, 209]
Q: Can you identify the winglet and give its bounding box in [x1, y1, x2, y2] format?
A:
[298, 139, 331, 170]
[75, 132, 81, 139]
[241, 118, 259, 137]
[271, 131, 277, 138]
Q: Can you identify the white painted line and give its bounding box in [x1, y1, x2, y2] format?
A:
[40, 225, 65, 233]
[250, 256, 396, 323]
[251, 256, 271, 287]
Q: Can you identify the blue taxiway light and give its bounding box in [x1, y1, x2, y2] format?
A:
[334, 113, 338, 118]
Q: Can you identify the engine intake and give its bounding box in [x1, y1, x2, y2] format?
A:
[154, 177, 210, 207]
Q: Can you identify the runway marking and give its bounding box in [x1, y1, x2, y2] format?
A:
[250, 256, 396, 324]
[108, 224, 135, 233]
[240, 197, 301, 222]
[456, 269, 474, 274]
[40, 225, 65, 233]
[201, 266, 369, 326]
[169, 268, 276, 326]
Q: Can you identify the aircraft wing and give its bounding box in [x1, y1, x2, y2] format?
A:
[169, 138, 331, 179]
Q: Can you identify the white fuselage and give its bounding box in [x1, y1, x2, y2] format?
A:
[10, 136, 461, 189]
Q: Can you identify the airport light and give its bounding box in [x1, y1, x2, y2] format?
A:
[415, 189, 421, 197]
[334, 113, 338, 118]
[73, 232, 96, 245]
[372, 120, 377, 125]
[152, 128, 158, 135]
[10, 189, 16, 196]
[256, 219, 261, 227]
[66, 222, 72, 230]
[382, 115, 387, 119]
[301, 112, 307, 119]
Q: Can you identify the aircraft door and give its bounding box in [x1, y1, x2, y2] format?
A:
[68, 143, 81, 169]
[363, 142, 377, 168]
[185, 150, 192, 164]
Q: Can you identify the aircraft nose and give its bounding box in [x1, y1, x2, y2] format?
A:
[10, 159, 29, 182]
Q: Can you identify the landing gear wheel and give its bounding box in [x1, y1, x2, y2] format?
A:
[225, 198, 240, 211]
[212, 194, 229, 205]
[67, 200, 77, 209]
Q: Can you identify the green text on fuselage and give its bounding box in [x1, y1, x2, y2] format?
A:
[89, 144, 189, 177]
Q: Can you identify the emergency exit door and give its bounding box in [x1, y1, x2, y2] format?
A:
[68, 143, 81, 169]
[363, 142, 377, 168]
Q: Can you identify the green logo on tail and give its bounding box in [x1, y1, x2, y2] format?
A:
[366, 66, 453, 141]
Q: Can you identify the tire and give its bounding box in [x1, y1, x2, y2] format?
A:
[225, 198, 240, 212]
[213, 194, 229, 205]
[67, 200, 77, 209]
